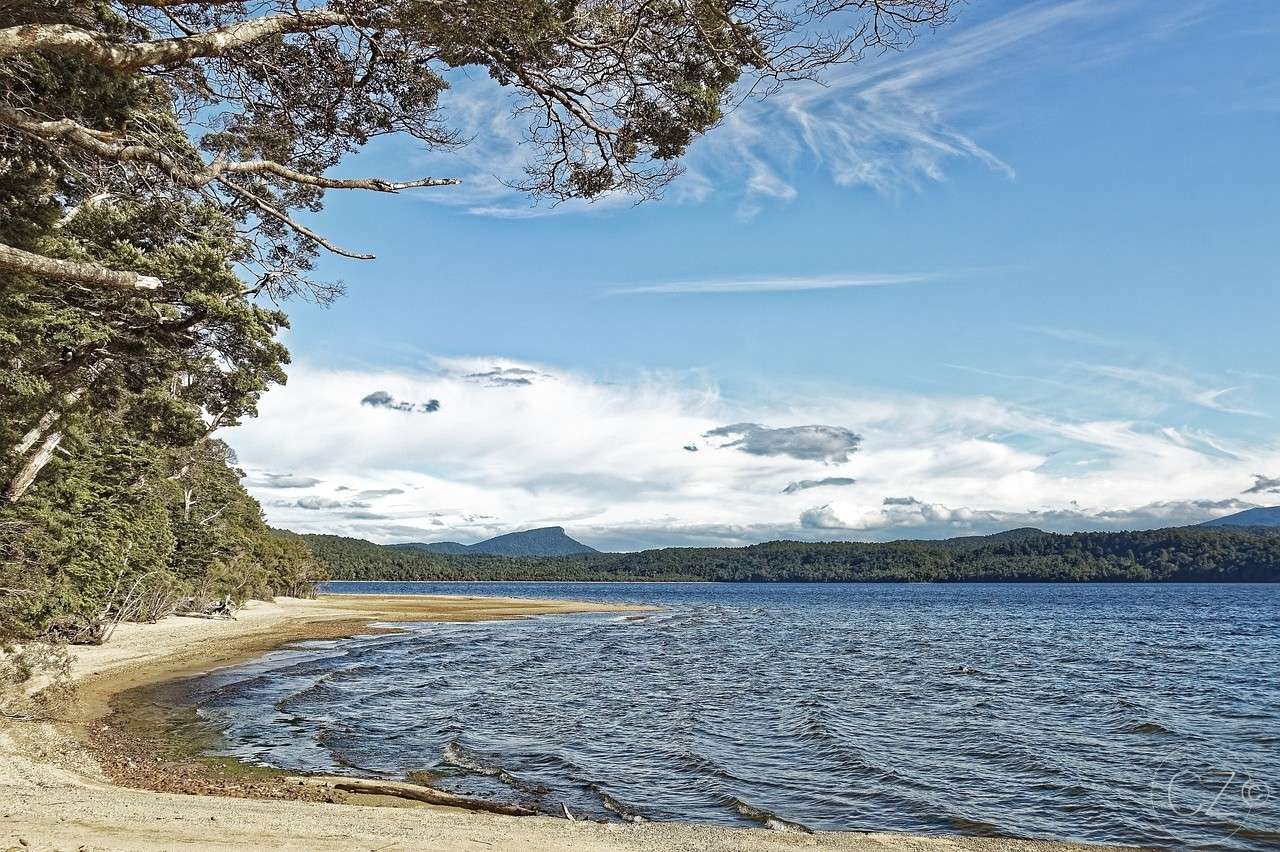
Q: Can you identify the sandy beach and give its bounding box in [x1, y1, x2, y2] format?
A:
[0, 594, 1134, 851]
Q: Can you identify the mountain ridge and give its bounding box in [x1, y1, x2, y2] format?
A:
[1199, 506, 1280, 528]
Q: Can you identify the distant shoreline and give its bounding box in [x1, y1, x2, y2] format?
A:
[1, 594, 1133, 851]
[306, 525, 1280, 584]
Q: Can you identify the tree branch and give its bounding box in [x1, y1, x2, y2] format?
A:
[0, 106, 459, 194]
[0, 10, 350, 70]
[216, 180, 375, 260]
[218, 160, 460, 192]
[0, 242, 162, 291]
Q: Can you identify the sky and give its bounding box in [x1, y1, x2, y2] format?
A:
[227, 0, 1280, 551]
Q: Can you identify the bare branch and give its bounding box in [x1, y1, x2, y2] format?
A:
[216, 180, 375, 260]
[0, 241, 162, 292]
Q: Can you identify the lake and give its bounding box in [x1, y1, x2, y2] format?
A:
[187, 582, 1279, 849]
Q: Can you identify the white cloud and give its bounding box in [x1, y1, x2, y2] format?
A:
[799, 496, 1257, 540]
[1079, 364, 1264, 416]
[224, 355, 1280, 550]
[610, 273, 934, 295]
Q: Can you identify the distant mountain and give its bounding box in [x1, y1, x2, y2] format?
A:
[1199, 507, 1280, 528]
[392, 526, 598, 557]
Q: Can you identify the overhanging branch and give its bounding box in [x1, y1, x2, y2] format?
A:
[0, 11, 350, 70]
[0, 106, 460, 194]
[0, 242, 162, 291]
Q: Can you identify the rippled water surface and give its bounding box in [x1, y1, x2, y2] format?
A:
[189, 582, 1280, 848]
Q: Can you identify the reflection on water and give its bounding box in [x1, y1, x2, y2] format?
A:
[189, 582, 1280, 849]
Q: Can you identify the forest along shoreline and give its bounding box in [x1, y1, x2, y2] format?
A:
[0, 593, 1139, 852]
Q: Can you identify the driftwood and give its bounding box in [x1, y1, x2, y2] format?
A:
[298, 777, 537, 817]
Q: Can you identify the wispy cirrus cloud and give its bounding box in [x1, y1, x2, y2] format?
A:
[1079, 364, 1263, 417]
[687, 0, 1216, 215]
[611, 272, 934, 295]
[399, 0, 1211, 218]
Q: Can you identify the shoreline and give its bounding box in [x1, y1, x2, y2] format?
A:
[1, 593, 1134, 851]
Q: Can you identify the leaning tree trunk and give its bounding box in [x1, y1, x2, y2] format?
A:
[4, 362, 107, 502]
[12, 382, 89, 457]
[3, 431, 62, 503]
[13, 407, 62, 457]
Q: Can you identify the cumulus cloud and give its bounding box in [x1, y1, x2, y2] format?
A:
[783, 477, 857, 494]
[705, 423, 862, 463]
[1244, 474, 1280, 495]
[361, 391, 441, 413]
[799, 497, 1260, 538]
[799, 504, 846, 530]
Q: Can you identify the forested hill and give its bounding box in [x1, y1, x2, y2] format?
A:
[303, 526, 1280, 584]
[393, 526, 598, 557]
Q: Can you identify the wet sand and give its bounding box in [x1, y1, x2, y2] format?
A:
[0, 594, 1135, 851]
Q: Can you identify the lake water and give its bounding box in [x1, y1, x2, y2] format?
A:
[188, 582, 1279, 849]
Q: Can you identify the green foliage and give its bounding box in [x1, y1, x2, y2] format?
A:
[305, 526, 1280, 584]
[0, 2, 324, 644]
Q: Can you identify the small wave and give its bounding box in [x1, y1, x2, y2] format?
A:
[727, 796, 813, 834]
[588, 784, 646, 822]
[442, 740, 545, 795]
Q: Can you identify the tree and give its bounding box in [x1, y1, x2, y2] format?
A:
[1, 0, 955, 289]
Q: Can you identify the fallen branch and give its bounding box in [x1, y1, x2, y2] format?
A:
[300, 777, 537, 816]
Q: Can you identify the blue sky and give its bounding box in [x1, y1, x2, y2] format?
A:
[228, 0, 1280, 549]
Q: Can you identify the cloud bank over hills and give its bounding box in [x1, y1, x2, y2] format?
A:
[226, 355, 1280, 551]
